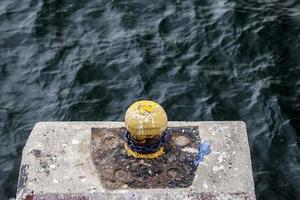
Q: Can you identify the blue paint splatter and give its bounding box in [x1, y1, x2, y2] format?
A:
[194, 142, 211, 165]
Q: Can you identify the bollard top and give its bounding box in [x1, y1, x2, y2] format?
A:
[124, 100, 168, 142]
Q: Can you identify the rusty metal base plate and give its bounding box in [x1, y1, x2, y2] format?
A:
[91, 127, 201, 190]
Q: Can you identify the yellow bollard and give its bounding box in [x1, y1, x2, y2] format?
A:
[124, 100, 168, 158]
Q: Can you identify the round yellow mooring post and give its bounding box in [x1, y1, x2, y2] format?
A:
[124, 100, 168, 158]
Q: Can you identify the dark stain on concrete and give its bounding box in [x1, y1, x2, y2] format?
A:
[34, 194, 89, 200]
[40, 161, 50, 175]
[198, 192, 251, 200]
[17, 164, 29, 193]
[24, 192, 251, 200]
[31, 149, 42, 158]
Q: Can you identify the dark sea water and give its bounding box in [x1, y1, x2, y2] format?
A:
[0, 0, 300, 199]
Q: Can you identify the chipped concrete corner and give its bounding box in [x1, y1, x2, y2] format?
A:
[16, 121, 256, 200]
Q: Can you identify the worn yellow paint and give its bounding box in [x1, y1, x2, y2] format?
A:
[124, 143, 165, 159]
[125, 100, 168, 141]
[124, 100, 168, 159]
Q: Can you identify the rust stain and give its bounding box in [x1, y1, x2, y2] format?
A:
[24, 194, 33, 200]
[91, 126, 201, 189]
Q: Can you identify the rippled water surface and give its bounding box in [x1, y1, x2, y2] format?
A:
[1, 0, 300, 199]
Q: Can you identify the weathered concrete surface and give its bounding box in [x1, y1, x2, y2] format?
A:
[16, 121, 256, 200]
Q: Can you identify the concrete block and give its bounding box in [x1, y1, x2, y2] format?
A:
[16, 121, 255, 200]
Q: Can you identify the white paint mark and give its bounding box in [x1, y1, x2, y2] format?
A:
[212, 166, 219, 172]
[72, 139, 79, 145]
[217, 152, 227, 163]
[49, 164, 56, 169]
[88, 188, 97, 193]
[50, 156, 57, 162]
[182, 147, 199, 154]
[53, 179, 58, 183]
[213, 165, 225, 173]
[203, 183, 208, 189]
